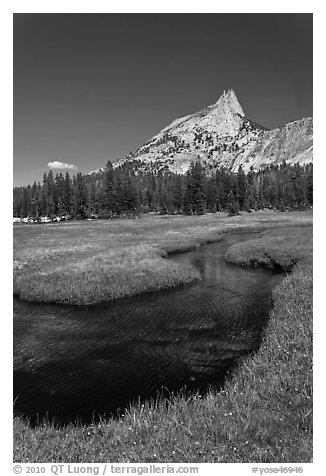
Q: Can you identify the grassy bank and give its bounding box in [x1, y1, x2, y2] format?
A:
[13, 211, 312, 305]
[225, 225, 312, 271]
[14, 224, 313, 463]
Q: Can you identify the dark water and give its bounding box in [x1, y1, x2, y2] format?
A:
[13, 232, 283, 424]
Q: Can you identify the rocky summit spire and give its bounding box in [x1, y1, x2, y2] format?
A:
[198, 89, 245, 137]
[216, 89, 245, 117]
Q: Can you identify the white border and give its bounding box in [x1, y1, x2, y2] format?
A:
[4, 3, 322, 473]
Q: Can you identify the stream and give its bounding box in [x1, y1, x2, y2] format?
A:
[13, 232, 283, 424]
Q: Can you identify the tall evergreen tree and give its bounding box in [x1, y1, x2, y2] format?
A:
[226, 190, 240, 216]
[101, 161, 116, 215]
[63, 172, 73, 216]
[236, 165, 248, 210]
[73, 173, 88, 218]
[205, 176, 218, 212]
[184, 160, 206, 214]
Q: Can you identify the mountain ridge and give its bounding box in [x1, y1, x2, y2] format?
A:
[110, 89, 313, 175]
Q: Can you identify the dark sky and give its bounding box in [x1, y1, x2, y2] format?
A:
[13, 13, 313, 186]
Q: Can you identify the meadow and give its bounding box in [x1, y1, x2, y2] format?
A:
[13, 211, 313, 462]
[13, 210, 312, 305]
[225, 225, 312, 271]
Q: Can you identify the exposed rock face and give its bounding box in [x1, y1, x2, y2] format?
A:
[115, 89, 313, 174]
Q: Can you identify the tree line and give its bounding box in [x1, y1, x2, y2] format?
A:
[13, 160, 313, 220]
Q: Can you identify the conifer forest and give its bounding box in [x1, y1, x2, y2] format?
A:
[13, 160, 313, 221]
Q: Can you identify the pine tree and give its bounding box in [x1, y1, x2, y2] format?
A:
[173, 175, 184, 212]
[54, 173, 65, 216]
[236, 165, 248, 210]
[63, 172, 73, 216]
[44, 170, 56, 218]
[205, 176, 218, 212]
[101, 160, 115, 215]
[226, 190, 240, 216]
[215, 169, 226, 210]
[87, 179, 99, 217]
[184, 160, 206, 214]
[73, 173, 88, 218]
[305, 163, 313, 206]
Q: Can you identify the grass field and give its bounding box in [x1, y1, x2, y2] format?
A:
[13, 210, 312, 305]
[13, 211, 313, 462]
[225, 225, 312, 271]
